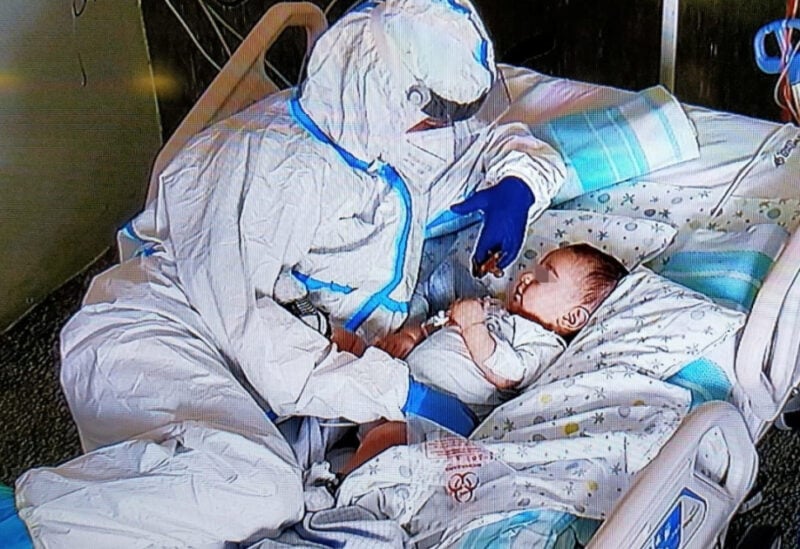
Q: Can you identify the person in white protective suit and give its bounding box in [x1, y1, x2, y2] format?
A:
[13, 0, 565, 546]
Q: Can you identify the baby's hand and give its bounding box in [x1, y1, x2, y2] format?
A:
[331, 327, 367, 357]
[375, 326, 424, 359]
[448, 298, 486, 331]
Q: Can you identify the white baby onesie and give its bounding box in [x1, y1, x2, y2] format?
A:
[406, 299, 565, 419]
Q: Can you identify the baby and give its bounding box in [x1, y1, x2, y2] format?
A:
[340, 243, 627, 474]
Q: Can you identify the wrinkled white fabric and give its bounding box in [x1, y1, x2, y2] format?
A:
[17, 0, 564, 545]
[299, 0, 495, 167]
[337, 370, 692, 547]
[17, 421, 305, 548]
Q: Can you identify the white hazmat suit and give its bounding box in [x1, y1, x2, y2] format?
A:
[15, 0, 565, 546]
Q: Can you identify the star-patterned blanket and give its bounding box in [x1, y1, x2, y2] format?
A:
[337, 267, 745, 547]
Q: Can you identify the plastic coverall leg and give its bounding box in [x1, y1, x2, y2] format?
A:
[15, 256, 304, 547]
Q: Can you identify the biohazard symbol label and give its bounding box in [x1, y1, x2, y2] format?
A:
[447, 471, 479, 503]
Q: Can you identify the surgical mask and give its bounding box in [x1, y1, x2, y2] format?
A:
[398, 124, 457, 187]
[393, 30, 513, 189]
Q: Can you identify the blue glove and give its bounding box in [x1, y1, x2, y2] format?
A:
[402, 377, 478, 437]
[450, 176, 535, 273]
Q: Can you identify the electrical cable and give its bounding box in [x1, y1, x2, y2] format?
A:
[198, 0, 232, 58]
[71, 0, 89, 87]
[204, 1, 245, 41]
[212, 0, 248, 7]
[164, 0, 223, 72]
[324, 0, 344, 17]
[203, 0, 293, 88]
[791, 0, 799, 120]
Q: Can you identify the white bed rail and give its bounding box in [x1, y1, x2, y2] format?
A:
[589, 401, 758, 549]
[736, 225, 800, 428]
[146, 2, 328, 204]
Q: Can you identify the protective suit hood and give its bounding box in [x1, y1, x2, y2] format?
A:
[298, 0, 496, 165]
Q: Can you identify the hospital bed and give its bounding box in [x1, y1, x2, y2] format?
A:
[144, 3, 800, 547]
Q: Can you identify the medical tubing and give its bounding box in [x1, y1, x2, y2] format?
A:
[164, 0, 223, 72]
[288, 96, 412, 332]
[710, 127, 786, 217]
[785, 1, 800, 120]
[420, 310, 449, 338]
[197, 0, 232, 58]
[774, 35, 800, 123]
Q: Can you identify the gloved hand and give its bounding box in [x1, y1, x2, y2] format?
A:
[402, 377, 478, 437]
[450, 176, 535, 275]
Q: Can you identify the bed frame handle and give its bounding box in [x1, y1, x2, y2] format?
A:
[589, 401, 757, 548]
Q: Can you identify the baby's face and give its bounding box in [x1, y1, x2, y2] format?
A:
[507, 248, 587, 331]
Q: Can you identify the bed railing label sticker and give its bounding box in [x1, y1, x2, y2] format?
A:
[648, 488, 707, 549]
[773, 131, 800, 167]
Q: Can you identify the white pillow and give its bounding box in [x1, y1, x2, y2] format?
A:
[537, 266, 746, 384]
[452, 210, 677, 298]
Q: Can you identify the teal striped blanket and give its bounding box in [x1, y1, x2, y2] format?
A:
[531, 86, 700, 205]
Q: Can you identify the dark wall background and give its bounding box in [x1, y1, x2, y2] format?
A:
[141, 0, 791, 141]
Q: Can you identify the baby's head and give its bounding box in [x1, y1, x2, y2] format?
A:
[507, 243, 628, 337]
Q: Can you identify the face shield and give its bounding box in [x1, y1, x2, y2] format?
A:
[406, 62, 511, 133]
[406, 87, 488, 131]
[407, 68, 511, 130]
[423, 89, 487, 124]
[400, 72, 512, 188]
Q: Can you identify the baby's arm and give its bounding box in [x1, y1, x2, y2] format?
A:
[484, 318, 566, 389]
[449, 300, 520, 390]
[375, 325, 426, 359]
[330, 327, 367, 356]
[376, 311, 450, 359]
